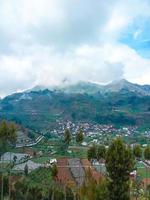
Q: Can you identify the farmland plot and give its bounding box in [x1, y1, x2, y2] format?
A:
[56, 158, 75, 187]
[68, 158, 85, 186]
[81, 159, 102, 182]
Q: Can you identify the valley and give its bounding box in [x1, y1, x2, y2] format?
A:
[1, 80, 150, 200]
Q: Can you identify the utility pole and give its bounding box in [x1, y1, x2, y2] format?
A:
[64, 184, 66, 200]
[1, 172, 3, 200]
[8, 152, 12, 200]
[1, 170, 4, 200]
[146, 166, 148, 200]
[1, 154, 4, 200]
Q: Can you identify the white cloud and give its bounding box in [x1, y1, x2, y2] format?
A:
[103, 0, 150, 41]
[1, 42, 150, 97]
[101, 43, 150, 83]
[133, 29, 142, 40]
[0, 0, 150, 96]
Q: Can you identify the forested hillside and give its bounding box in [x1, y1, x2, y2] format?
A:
[0, 80, 150, 131]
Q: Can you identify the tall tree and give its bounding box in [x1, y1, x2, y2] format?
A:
[0, 121, 17, 154]
[76, 128, 84, 145]
[133, 144, 142, 160]
[97, 145, 106, 161]
[144, 146, 150, 160]
[106, 138, 135, 200]
[51, 164, 58, 178]
[87, 145, 97, 161]
[13, 155, 17, 164]
[24, 164, 28, 176]
[64, 128, 71, 146]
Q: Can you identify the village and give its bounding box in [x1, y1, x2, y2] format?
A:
[1, 121, 150, 196]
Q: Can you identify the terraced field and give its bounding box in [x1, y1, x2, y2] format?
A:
[68, 158, 85, 186]
[81, 159, 102, 182]
[56, 158, 103, 187]
[56, 158, 76, 187]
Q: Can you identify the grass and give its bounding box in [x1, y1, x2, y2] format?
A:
[31, 137, 88, 159]
[26, 167, 53, 188]
[136, 161, 150, 179]
[31, 156, 51, 164]
[136, 162, 145, 168]
[137, 168, 150, 178]
[0, 162, 11, 172]
[30, 142, 88, 164]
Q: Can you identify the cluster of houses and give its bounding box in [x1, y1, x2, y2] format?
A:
[50, 120, 146, 137]
[49, 120, 150, 145]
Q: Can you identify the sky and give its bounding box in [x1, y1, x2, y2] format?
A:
[0, 0, 150, 97]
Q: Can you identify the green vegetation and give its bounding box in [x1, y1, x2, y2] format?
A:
[64, 128, 71, 147]
[1, 82, 150, 199]
[2, 137, 150, 199]
[29, 136, 88, 160]
[106, 138, 135, 200]
[137, 168, 150, 178]
[24, 164, 28, 176]
[0, 120, 17, 154]
[87, 144, 106, 161]
[79, 170, 109, 200]
[26, 167, 53, 187]
[0, 88, 150, 132]
[31, 156, 51, 164]
[133, 144, 142, 159]
[51, 164, 58, 178]
[144, 146, 150, 160]
[76, 128, 84, 145]
[97, 145, 106, 160]
[11, 167, 53, 200]
[87, 145, 97, 161]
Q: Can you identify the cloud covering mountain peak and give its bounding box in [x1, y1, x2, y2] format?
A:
[0, 0, 150, 97]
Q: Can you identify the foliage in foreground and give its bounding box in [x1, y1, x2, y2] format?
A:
[106, 138, 135, 200]
[79, 169, 108, 200]
[3, 138, 150, 200]
[0, 120, 17, 154]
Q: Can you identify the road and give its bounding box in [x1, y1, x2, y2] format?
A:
[16, 135, 44, 148]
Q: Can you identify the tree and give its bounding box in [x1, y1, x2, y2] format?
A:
[131, 175, 143, 200]
[13, 155, 17, 164]
[147, 184, 150, 200]
[79, 169, 108, 200]
[24, 164, 28, 176]
[133, 144, 142, 159]
[106, 138, 135, 200]
[87, 145, 97, 161]
[12, 179, 43, 200]
[80, 169, 97, 200]
[96, 178, 109, 200]
[58, 139, 67, 155]
[0, 120, 17, 154]
[33, 151, 37, 158]
[76, 128, 84, 145]
[64, 128, 71, 146]
[0, 175, 9, 197]
[87, 145, 106, 162]
[51, 164, 58, 178]
[97, 145, 106, 161]
[144, 146, 150, 160]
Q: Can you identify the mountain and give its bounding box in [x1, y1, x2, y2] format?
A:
[28, 82, 103, 94]
[60, 82, 103, 94]
[28, 79, 150, 96]
[104, 79, 150, 96]
[0, 80, 150, 131]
